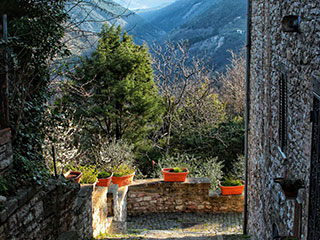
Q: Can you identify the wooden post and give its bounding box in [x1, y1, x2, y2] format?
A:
[52, 145, 58, 178]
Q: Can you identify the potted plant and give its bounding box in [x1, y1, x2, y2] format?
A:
[64, 170, 82, 183]
[78, 165, 98, 185]
[112, 164, 135, 187]
[96, 171, 113, 187]
[219, 178, 244, 195]
[162, 167, 189, 182]
[274, 178, 304, 199]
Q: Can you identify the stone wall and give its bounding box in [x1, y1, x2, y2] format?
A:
[93, 184, 128, 236]
[0, 128, 12, 174]
[0, 180, 93, 240]
[248, 1, 320, 239]
[127, 178, 244, 216]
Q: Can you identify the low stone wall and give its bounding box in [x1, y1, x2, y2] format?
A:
[0, 179, 93, 240]
[0, 179, 128, 239]
[127, 178, 244, 216]
[0, 128, 13, 174]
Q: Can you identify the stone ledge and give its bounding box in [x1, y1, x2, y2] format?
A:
[127, 178, 244, 216]
[130, 178, 210, 187]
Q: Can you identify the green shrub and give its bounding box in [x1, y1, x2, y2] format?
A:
[168, 117, 244, 176]
[78, 165, 97, 184]
[113, 164, 135, 177]
[221, 179, 243, 186]
[153, 154, 223, 190]
[97, 171, 112, 179]
[171, 167, 184, 173]
[94, 139, 135, 172]
[230, 154, 245, 180]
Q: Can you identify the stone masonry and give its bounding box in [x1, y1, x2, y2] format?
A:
[248, 1, 320, 239]
[0, 180, 129, 239]
[0, 180, 93, 239]
[127, 178, 244, 216]
[0, 128, 12, 174]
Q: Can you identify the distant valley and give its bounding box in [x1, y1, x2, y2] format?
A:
[67, 0, 247, 71]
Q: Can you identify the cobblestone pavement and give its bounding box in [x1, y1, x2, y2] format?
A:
[101, 213, 250, 240]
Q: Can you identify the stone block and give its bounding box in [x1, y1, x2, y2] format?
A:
[0, 129, 11, 145]
[0, 209, 7, 223]
[0, 144, 6, 153]
[16, 189, 29, 207]
[175, 205, 184, 210]
[0, 155, 12, 170]
[0, 196, 7, 204]
[143, 196, 152, 201]
[23, 212, 33, 225]
[57, 231, 80, 240]
[5, 199, 18, 217]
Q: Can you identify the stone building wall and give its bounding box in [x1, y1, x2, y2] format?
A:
[0, 128, 12, 174]
[248, 1, 320, 239]
[127, 178, 244, 216]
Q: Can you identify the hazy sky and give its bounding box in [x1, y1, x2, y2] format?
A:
[113, 0, 176, 10]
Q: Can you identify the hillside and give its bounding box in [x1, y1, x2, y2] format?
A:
[66, 0, 246, 71]
[66, 0, 165, 56]
[113, 0, 176, 10]
[139, 0, 247, 70]
[169, 0, 247, 70]
[139, 0, 220, 32]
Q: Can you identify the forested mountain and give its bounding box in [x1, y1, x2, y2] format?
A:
[140, 0, 247, 70]
[66, 0, 165, 56]
[169, 0, 247, 70]
[139, 0, 220, 32]
[68, 0, 246, 70]
[113, 0, 176, 10]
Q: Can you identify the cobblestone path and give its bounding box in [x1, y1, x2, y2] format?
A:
[101, 213, 250, 240]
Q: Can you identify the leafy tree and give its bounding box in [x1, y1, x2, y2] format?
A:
[216, 50, 246, 117]
[68, 25, 164, 147]
[0, 0, 69, 163]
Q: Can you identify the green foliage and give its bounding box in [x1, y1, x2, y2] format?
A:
[154, 154, 223, 190]
[230, 155, 245, 180]
[171, 167, 184, 173]
[97, 171, 112, 179]
[113, 164, 135, 177]
[78, 165, 98, 184]
[13, 153, 51, 185]
[93, 138, 135, 172]
[1, 0, 69, 163]
[67, 25, 164, 145]
[42, 108, 83, 175]
[169, 116, 244, 176]
[0, 1, 70, 194]
[221, 178, 243, 186]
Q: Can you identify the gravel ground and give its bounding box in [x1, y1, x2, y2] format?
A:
[100, 213, 250, 240]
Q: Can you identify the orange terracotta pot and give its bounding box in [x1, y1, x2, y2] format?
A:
[97, 173, 113, 187]
[64, 171, 82, 184]
[162, 168, 189, 182]
[219, 181, 244, 195]
[112, 172, 135, 187]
